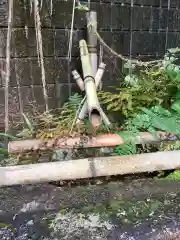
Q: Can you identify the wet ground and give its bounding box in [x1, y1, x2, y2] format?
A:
[0, 178, 180, 239]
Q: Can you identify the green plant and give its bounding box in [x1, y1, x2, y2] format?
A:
[165, 170, 180, 180]
[15, 93, 84, 141]
[56, 93, 83, 128]
[17, 113, 35, 139]
[30, 93, 84, 139]
[0, 132, 17, 163]
[163, 48, 180, 82]
[75, 1, 89, 11]
[113, 143, 137, 156]
[105, 48, 180, 156]
[99, 69, 176, 117]
[125, 103, 180, 135]
[99, 49, 180, 118]
[114, 99, 180, 156]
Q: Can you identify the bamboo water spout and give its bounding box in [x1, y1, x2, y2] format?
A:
[76, 63, 108, 125]
[73, 63, 106, 93]
[79, 40, 102, 128]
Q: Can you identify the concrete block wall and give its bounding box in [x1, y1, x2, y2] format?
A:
[0, 0, 180, 124]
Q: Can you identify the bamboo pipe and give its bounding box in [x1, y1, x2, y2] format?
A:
[76, 63, 109, 125]
[95, 62, 106, 88]
[72, 64, 108, 125]
[79, 40, 102, 127]
[1, 150, 180, 186]
[73, 63, 106, 92]
[72, 70, 85, 91]
[8, 132, 174, 154]
[76, 103, 111, 126]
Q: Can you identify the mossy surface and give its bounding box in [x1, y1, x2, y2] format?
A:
[43, 180, 180, 228]
[0, 222, 16, 232]
[51, 198, 163, 227]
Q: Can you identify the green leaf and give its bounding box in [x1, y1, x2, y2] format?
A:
[124, 61, 136, 69]
[166, 170, 180, 180]
[124, 74, 139, 87]
[168, 48, 180, 54]
[175, 91, 180, 99]
[151, 106, 171, 117]
[118, 130, 139, 144]
[112, 106, 121, 111]
[16, 128, 32, 138]
[175, 71, 180, 81]
[142, 108, 180, 134]
[171, 102, 180, 113]
[22, 113, 34, 132]
[75, 3, 89, 11]
[113, 143, 137, 156]
[0, 133, 18, 140]
[0, 148, 8, 155]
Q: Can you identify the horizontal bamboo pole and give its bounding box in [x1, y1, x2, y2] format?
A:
[1, 151, 180, 186]
[8, 132, 175, 154]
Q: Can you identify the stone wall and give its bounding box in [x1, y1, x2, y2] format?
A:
[0, 0, 180, 124]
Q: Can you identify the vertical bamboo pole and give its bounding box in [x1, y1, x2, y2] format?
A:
[87, 11, 98, 77]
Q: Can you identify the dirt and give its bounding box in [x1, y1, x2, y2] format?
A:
[0, 178, 180, 239]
